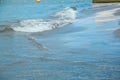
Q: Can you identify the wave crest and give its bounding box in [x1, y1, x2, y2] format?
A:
[9, 7, 77, 32]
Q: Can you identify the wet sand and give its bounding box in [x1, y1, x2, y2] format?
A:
[94, 3, 120, 23]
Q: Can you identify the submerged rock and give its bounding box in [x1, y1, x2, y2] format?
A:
[70, 6, 77, 10]
[114, 9, 120, 16]
[114, 28, 120, 38]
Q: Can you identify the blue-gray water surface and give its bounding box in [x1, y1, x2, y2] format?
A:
[0, 0, 120, 80]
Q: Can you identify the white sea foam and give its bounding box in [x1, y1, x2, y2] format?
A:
[11, 7, 77, 32]
[54, 7, 77, 20]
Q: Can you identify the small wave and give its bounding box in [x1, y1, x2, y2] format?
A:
[0, 26, 14, 32]
[8, 7, 77, 33]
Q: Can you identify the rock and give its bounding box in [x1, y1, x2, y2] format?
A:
[114, 28, 120, 38]
[114, 9, 120, 16]
[70, 7, 77, 10]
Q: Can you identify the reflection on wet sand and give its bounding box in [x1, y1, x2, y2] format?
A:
[95, 8, 120, 23]
[94, 5, 120, 38]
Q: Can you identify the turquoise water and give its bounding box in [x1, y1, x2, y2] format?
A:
[0, 0, 120, 80]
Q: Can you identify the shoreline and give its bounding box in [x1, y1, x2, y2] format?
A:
[92, 3, 120, 7]
[93, 0, 120, 3]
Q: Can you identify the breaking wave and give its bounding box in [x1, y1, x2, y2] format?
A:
[0, 7, 77, 33]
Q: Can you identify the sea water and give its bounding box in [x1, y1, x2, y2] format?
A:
[0, 0, 120, 80]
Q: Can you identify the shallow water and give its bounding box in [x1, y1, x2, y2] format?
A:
[0, 1, 120, 80]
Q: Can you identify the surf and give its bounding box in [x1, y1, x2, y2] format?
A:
[0, 7, 77, 33]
